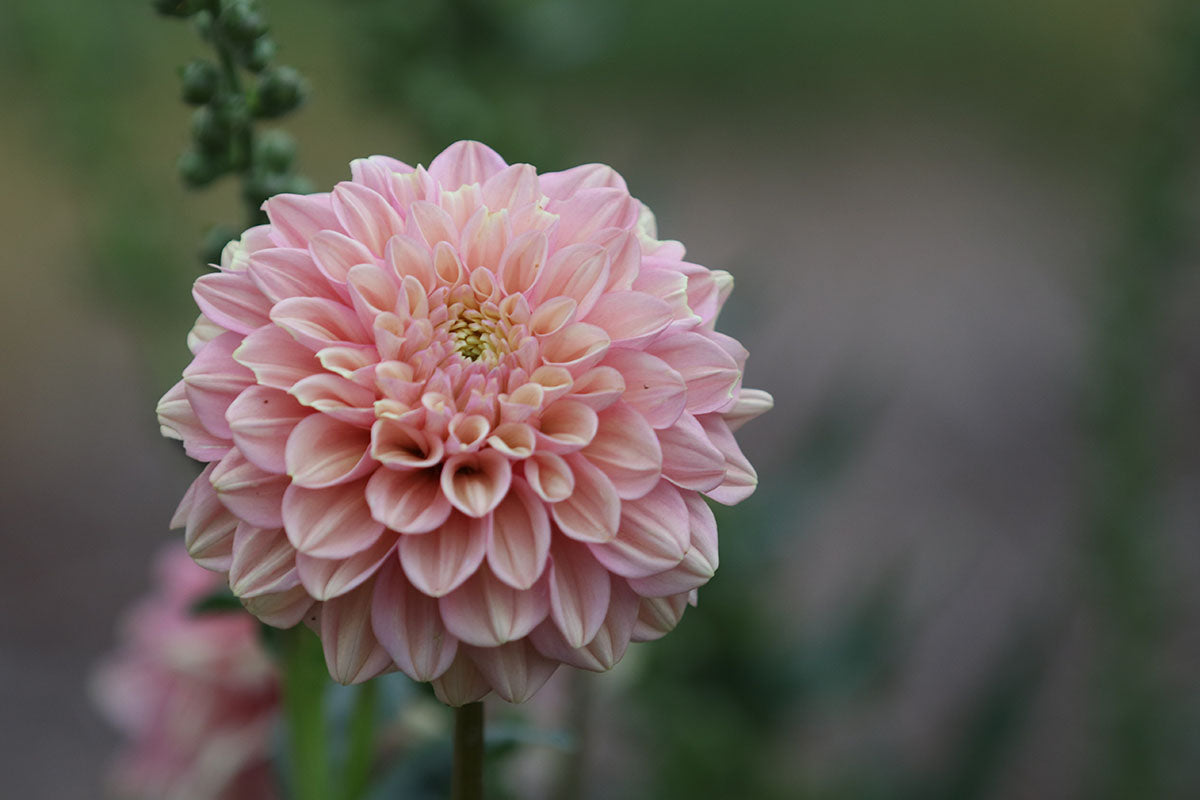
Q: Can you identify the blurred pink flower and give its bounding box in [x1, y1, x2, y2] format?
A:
[158, 141, 772, 703]
[94, 546, 280, 800]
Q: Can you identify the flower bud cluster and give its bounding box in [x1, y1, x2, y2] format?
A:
[158, 0, 309, 237]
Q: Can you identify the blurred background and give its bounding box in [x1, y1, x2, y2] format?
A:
[2, 0, 1199, 797]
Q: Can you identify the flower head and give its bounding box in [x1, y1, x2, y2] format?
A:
[158, 141, 772, 704]
[93, 546, 279, 800]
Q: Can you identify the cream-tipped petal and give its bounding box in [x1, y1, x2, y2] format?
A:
[465, 640, 558, 704]
[365, 467, 453, 534]
[243, 584, 314, 628]
[589, 481, 689, 579]
[229, 524, 299, 598]
[296, 533, 397, 600]
[320, 583, 394, 685]
[486, 481, 551, 590]
[523, 451, 575, 504]
[551, 454, 620, 544]
[192, 271, 271, 335]
[210, 449, 288, 528]
[428, 140, 508, 190]
[440, 451, 512, 518]
[599, 350, 685, 429]
[398, 512, 486, 597]
[439, 566, 549, 647]
[722, 387, 774, 431]
[431, 652, 491, 706]
[546, 538, 611, 648]
[227, 385, 307, 475]
[282, 479, 384, 558]
[657, 412, 727, 492]
[371, 558, 459, 682]
[583, 402, 662, 500]
[285, 414, 374, 489]
[631, 592, 689, 642]
[331, 182, 404, 257]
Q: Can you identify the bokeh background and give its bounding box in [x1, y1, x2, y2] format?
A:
[2, 0, 1199, 797]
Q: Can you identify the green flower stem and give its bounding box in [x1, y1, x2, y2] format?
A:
[281, 626, 332, 800]
[451, 702, 485, 800]
[341, 679, 379, 800]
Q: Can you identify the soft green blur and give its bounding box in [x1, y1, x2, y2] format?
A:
[2, 1, 1198, 798]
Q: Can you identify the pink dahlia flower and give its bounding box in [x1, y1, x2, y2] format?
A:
[158, 140, 772, 704]
[93, 546, 280, 800]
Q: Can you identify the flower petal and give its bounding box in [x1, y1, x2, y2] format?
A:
[320, 583, 393, 685]
[285, 414, 374, 489]
[365, 467, 453, 533]
[431, 653, 491, 706]
[297, 533, 397, 600]
[627, 493, 718, 596]
[192, 271, 271, 335]
[583, 402, 662, 499]
[398, 512, 486, 597]
[589, 481, 688, 579]
[464, 640, 558, 704]
[229, 524, 299, 598]
[600, 350, 685, 429]
[263, 192, 339, 247]
[282, 479, 384, 558]
[584, 290, 672, 347]
[441, 450, 512, 518]
[486, 480, 551, 590]
[530, 579, 639, 672]
[233, 324, 321, 390]
[428, 140, 508, 190]
[631, 592, 689, 642]
[227, 385, 308, 474]
[210, 449, 288, 527]
[331, 182, 405, 257]
[550, 454, 620, 543]
[545, 538, 611, 648]
[309, 229, 377, 284]
[439, 566, 549, 647]
[657, 412, 727, 492]
[523, 451, 575, 503]
[648, 332, 741, 414]
[698, 414, 759, 505]
[183, 332, 254, 440]
[371, 558, 459, 681]
[243, 584, 314, 628]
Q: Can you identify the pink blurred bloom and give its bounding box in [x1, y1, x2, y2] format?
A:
[94, 546, 280, 800]
[158, 141, 772, 704]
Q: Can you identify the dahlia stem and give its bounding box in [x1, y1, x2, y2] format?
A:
[341, 679, 378, 800]
[281, 626, 332, 800]
[450, 701, 485, 800]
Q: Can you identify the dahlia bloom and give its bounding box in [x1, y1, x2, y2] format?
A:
[158, 140, 772, 704]
[93, 546, 280, 800]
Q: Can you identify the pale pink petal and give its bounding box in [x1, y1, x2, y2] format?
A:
[528, 296, 577, 338]
[549, 187, 638, 247]
[529, 579, 638, 672]
[441, 450, 512, 518]
[247, 247, 343, 303]
[371, 558, 459, 681]
[365, 467, 453, 533]
[385, 234, 437, 291]
[648, 332, 741, 414]
[296, 533, 397, 600]
[600, 350, 685, 429]
[398, 512, 486, 597]
[585, 290, 672, 347]
[243, 584, 314, 628]
[309, 229, 377, 284]
[538, 163, 627, 201]
[461, 211, 510, 274]
[183, 332, 254, 440]
[627, 493, 718, 596]
[531, 243, 609, 315]
[589, 481, 689, 579]
[229, 524, 299, 598]
[487, 422, 536, 458]
[350, 155, 414, 200]
[428, 140, 508, 190]
[282, 479, 384, 558]
[439, 566, 549, 647]
[346, 263, 400, 325]
[233, 325, 321, 390]
[320, 583, 393, 685]
[545, 538, 611, 648]
[482, 163, 540, 209]
[540, 322, 610, 375]
[285, 414, 374, 488]
[535, 399, 598, 453]
[446, 413, 491, 454]
[550, 454, 620, 543]
[263, 192, 339, 247]
[698, 414, 759, 505]
[157, 380, 231, 462]
[409, 201, 458, 250]
[431, 653, 490, 706]
[523, 451, 575, 503]
[592, 228, 640, 291]
[657, 412, 727, 492]
[187, 313, 223, 354]
[567, 366, 625, 411]
[487, 481, 551, 589]
[497, 230, 548, 294]
[210, 449, 288, 527]
[371, 419, 445, 469]
[270, 297, 371, 350]
[631, 592, 689, 642]
[192, 271, 271, 335]
[177, 467, 238, 571]
[465, 640, 558, 704]
[288, 373, 377, 427]
[583, 402, 662, 499]
[722, 387, 774, 431]
[331, 182, 405, 257]
[226, 386, 308, 474]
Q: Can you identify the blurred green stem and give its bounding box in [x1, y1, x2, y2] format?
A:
[282, 626, 332, 800]
[451, 702, 485, 800]
[342, 679, 378, 800]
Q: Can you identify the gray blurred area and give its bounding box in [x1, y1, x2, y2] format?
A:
[2, 1, 1198, 798]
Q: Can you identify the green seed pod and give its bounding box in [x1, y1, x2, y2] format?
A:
[190, 106, 232, 153]
[253, 66, 306, 119]
[254, 129, 296, 172]
[180, 60, 220, 105]
[218, 0, 268, 44]
[178, 148, 224, 188]
[242, 35, 276, 73]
